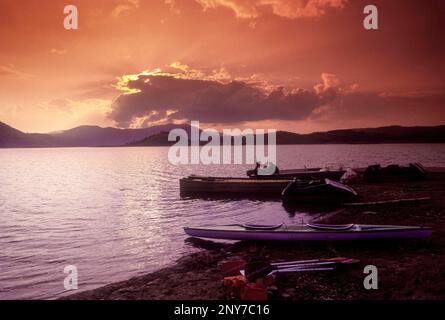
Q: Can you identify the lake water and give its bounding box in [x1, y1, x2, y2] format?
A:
[1, 144, 445, 299]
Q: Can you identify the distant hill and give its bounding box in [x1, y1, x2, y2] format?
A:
[0, 122, 61, 147]
[0, 121, 191, 148]
[127, 130, 206, 146]
[1, 121, 445, 148]
[0, 121, 34, 147]
[270, 125, 445, 144]
[130, 125, 445, 146]
[48, 123, 192, 147]
[126, 131, 179, 146]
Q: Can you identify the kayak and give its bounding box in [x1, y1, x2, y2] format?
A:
[184, 223, 432, 241]
[282, 178, 358, 202]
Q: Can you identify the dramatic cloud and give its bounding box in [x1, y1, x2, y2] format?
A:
[195, 0, 348, 19]
[109, 67, 445, 129]
[108, 69, 343, 127]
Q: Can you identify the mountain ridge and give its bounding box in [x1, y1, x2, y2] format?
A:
[1, 120, 445, 148]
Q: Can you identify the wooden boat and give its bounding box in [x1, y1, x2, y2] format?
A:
[184, 223, 432, 241]
[180, 167, 347, 195]
[363, 163, 427, 182]
[282, 179, 358, 202]
[180, 175, 291, 195]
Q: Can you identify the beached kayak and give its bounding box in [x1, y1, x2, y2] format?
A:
[184, 223, 432, 241]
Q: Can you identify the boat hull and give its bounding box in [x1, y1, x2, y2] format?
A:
[180, 168, 347, 195]
[184, 224, 432, 241]
[281, 179, 358, 203]
[180, 177, 291, 195]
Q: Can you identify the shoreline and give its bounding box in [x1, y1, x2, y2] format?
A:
[64, 173, 445, 300]
[2, 142, 445, 150]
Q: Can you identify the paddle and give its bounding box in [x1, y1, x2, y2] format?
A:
[275, 258, 359, 273]
[272, 257, 350, 267]
[240, 267, 336, 277]
[269, 267, 336, 274]
[245, 257, 359, 281]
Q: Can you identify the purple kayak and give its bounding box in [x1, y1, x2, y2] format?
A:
[184, 223, 432, 241]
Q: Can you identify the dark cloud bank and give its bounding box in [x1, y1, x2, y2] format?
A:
[109, 75, 445, 128]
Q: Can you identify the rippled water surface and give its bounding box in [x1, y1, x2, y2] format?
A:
[1, 144, 445, 299]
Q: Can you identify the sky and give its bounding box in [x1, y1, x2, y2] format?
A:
[0, 0, 444, 133]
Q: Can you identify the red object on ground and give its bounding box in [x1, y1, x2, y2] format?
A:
[223, 274, 273, 300]
[240, 283, 268, 300]
[220, 260, 245, 277]
[223, 275, 247, 298]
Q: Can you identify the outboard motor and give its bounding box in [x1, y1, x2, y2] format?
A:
[246, 162, 261, 177]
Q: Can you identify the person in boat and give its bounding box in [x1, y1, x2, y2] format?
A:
[247, 161, 262, 177]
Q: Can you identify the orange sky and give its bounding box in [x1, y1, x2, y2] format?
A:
[0, 0, 444, 133]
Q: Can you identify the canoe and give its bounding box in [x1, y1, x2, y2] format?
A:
[184, 223, 432, 241]
[180, 176, 292, 195]
[282, 179, 358, 202]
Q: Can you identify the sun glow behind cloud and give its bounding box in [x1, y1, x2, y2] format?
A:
[113, 62, 276, 101]
[42, 98, 114, 129]
[195, 0, 348, 19]
[113, 70, 162, 95]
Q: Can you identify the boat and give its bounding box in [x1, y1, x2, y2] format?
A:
[246, 165, 347, 181]
[282, 178, 358, 202]
[180, 175, 292, 195]
[363, 163, 427, 182]
[183, 223, 432, 241]
[180, 167, 348, 195]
